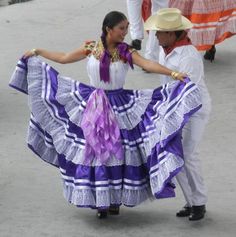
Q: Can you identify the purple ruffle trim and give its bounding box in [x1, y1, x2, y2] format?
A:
[81, 89, 123, 165]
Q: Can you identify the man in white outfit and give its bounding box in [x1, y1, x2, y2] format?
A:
[126, 0, 167, 61]
[145, 8, 211, 221]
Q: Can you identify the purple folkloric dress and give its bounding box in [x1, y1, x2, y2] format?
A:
[9, 40, 202, 210]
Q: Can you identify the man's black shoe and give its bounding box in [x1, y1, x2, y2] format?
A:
[176, 206, 192, 217]
[131, 39, 142, 50]
[189, 205, 206, 221]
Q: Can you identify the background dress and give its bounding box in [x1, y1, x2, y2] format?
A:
[9, 40, 202, 210]
[169, 0, 236, 50]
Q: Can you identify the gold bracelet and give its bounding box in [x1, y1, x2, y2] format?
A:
[31, 48, 38, 56]
[171, 71, 179, 80]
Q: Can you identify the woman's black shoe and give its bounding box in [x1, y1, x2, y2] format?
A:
[176, 206, 192, 217]
[108, 205, 120, 215]
[204, 45, 216, 62]
[97, 210, 108, 219]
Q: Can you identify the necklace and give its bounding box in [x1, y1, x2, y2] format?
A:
[92, 40, 120, 62]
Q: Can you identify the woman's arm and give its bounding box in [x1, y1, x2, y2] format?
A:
[132, 51, 185, 81]
[23, 45, 87, 64]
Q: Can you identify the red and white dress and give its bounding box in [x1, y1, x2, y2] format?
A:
[169, 0, 236, 50]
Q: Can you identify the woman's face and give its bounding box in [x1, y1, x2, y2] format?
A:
[107, 19, 129, 43]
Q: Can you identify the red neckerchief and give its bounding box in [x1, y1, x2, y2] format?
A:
[163, 36, 192, 55]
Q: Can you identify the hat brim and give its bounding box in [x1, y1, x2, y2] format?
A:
[144, 15, 193, 31]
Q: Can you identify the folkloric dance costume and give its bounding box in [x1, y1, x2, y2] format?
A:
[9, 40, 202, 210]
[169, 0, 236, 51]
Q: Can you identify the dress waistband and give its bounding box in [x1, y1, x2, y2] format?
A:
[79, 82, 124, 95]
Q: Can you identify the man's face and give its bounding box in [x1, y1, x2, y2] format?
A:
[155, 31, 175, 47]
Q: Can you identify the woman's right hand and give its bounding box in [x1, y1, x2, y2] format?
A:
[171, 71, 187, 82]
[23, 49, 38, 59]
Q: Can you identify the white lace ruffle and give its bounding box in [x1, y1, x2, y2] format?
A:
[26, 58, 155, 167]
[62, 181, 153, 208]
[9, 65, 28, 93]
[61, 154, 182, 207]
[113, 90, 153, 129]
[150, 153, 184, 195]
[56, 76, 154, 130]
[26, 57, 201, 168]
[27, 123, 157, 167]
[27, 58, 87, 162]
[159, 84, 202, 144]
[27, 125, 59, 166]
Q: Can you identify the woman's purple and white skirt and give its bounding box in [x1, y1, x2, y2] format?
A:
[9, 57, 202, 210]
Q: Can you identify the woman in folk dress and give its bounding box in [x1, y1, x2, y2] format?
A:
[169, 0, 236, 61]
[9, 11, 202, 219]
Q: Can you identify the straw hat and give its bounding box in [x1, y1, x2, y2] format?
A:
[144, 8, 193, 31]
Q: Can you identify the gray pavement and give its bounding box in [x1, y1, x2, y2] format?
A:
[0, 1, 236, 237]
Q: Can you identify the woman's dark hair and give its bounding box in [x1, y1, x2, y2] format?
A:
[101, 11, 127, 49]
[102, 11, 127, 36]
